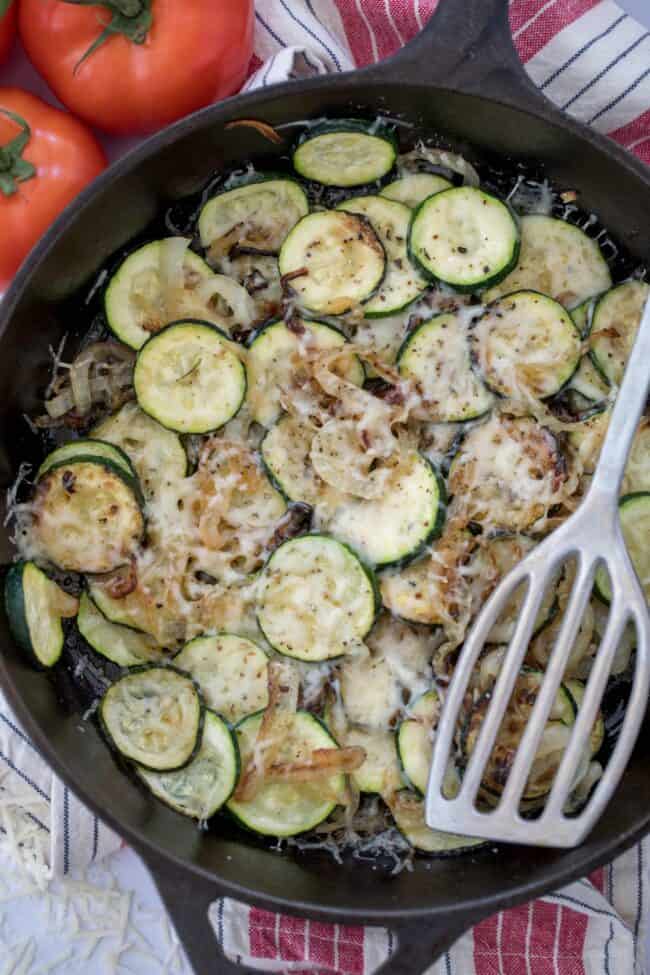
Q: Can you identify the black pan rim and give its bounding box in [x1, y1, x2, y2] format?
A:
[1, 71, 650, 924]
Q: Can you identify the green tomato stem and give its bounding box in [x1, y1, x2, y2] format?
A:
[62, 0, 153, 73]
[0, 109, 36, 197]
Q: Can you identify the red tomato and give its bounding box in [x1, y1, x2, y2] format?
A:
[0, 89, 106, 292]
[19, 0, 254, 135]
[0, 0, 16, 65]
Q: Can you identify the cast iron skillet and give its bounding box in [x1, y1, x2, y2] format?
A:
[1, 0, 650, 972]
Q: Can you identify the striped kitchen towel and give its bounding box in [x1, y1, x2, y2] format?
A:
[0, 694, 120, 884]
[247, 0, 650, 163]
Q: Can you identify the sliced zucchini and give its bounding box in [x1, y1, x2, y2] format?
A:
[396, 689, 440, 795]
[173, 634, 269, 724]
[570, 298, 594, 337]
[339, 651, 402, 731]
[337, 196, 427, 316]
[564, 680, 605, 758]
[133, 320, 246, 434]
[246, 319, 363, 427]
[409, 186, 520, 292]
[138, 711, 239, 819]
[589, 281, 650, 385]
[568, 405, 610, 475]
[218, 253, 282, 322]
[257, 534, 378, 662]
[293, 121, 396, 187]
[198, 177, 309, 259]
[381, 173, 452, 209]
[595, 492, 650, 603]
[389, 791, 484, 854]
[471, 291, 581, 399]
[278, 211, 386, 316]
[623, 420, 650, 495]
[380, 530, 475, 626]
[37, 439, 134, 482]
[104, 239, 227, 350]
[397, 312, 494, 422]
[227, 710, 345, 836]
[323, 453, 445, 568]
[341, 726, 402, 794]
[4, 561, 78, 668]
[484, 214, 612, 308]
[462, 670, 575, 800]
[88, 580, 154, 635]
[592, 600, 636, 675]
[77, 592, 163, 667]
[448, 414, 567, 531]
[568, 355, 610, 403]
[33, 459, 144, 574]
[261, 414, 323, 505]
[92, 402, 187, 500]
[100, 665, 203, 772]
[471, 534, 557, 643]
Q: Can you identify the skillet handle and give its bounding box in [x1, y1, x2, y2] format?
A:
[374, 917, 473, 975]
[143, 848, 476, 975]
[142, 851, 258, 975]
[367, 0, 558, 119]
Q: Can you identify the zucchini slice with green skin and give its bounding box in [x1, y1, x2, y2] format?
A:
[261, 413, 323, 504]
[623, 420, 650, 495]
[37, 439, 135, 482]
[340, 726, 403, 794]
[397, 311, 494, 422]
[462, 670, 575, 800]
[339, 650, 402, 732]
[278, 210, 386, 316]
[484, 214, 612, 308]
[138, 710, 239, 820]
[246, 319, 364, 427]
[227, 710, 345, 836]
[104, 239, 217, 350]
[448, 414, 567, 532]
[336, 196, 427, 317]
[569, 298, 593, 337]
[470, 534, 558, 643]
[396, 688, 440, 795]
[77, 592, 164, 668]
[568, 354, 610, 403]
[471, 291, 581, 399]
[292, 121, 397, 187]
[409, 186, 520, 292]
[589, 280, 650, 385]
[174, 634, 269, 724]
[567, 404, 610, 475]
[324, 453, 445, 568]
[33, 459, 144, 574]
[198, 176, 309, 258]
[389, 790, 485, 854]
[133, 320, 246, 434]
[92, 402, 187, 500]
[87, 582, 157, 638]
[564, 680, 605, 757]
[595, 492, 650, 604]
[381, 173, 452, 209]
[100, 665, 203, 772]
[257, 534, 378, 662]
[4, 561, 79, 668]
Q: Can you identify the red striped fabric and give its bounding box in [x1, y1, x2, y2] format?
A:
[510, 0, 601, 62]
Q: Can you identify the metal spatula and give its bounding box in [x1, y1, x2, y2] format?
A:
[425, 295, 650, 848]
